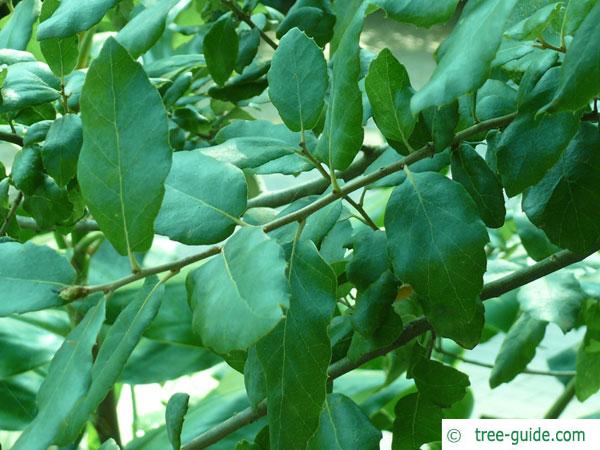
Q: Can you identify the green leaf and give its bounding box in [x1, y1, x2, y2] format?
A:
[547, 1, 600, 112]
[392, 393, 443, 450]
[0, 242, 75, 316]
[187, 227, 290, 354]
[60, 277, 165, 443]
[41, 114, 82, 186]
[504, 2, 564, 40]
[116, 0, 179, 59]
[347, 228, 389, 290]
[166, 393, 190, 450]
[496, 111, 579, 197]
[256, 241, 336, 450]
[489, 313, 547, 388]
[412, 359, 470, 407]
[375, 0, 459, 27]
[576, 302, 600, 401]
[314, 2, 367, 170]
[523, 122, 600, 253]
[11, 146, 44, 194]
[0, 0, 41, 50]
[204, 15, 239, 86]
[514, 211, 560, 261]
[385, 171, 488, 348]
[78, 38, 172, 256]
[0, 372, 41, 431]
[39, 0, 79, 79]
[37, 0, 118, 40]
[427, 101, 459, 152]
[23, 175, 73, 228]
[276, 0, 335, 47]
[451, 143, 506, 228]
[365, 49, 416, 151]
[155, 151, 247, 245]
[0, 62, 60, 114]
[518, 272, 586, 333]
[0, 316, 62, 378]
[11, 299, 106, 450]
[351, 271, 397, 337]
[562, 0, 595, 35]
[410, 0, 518, 113]
[307, 393, 382, 449]
[268, 27, 327, 132]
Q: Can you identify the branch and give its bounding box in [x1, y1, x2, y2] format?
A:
[222, 0, 278, 50]
[0, 191, 23, 235]
[62, 113, 519, 299]
[435, 347, 576, 377]
[181, 243, 599, 450]
[0, 130, 23, 146]
[544, 378, 576, 419]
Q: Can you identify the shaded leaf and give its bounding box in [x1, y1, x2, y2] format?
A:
[489, 313, 547, 388]
[392, 393, 442, 450]
[204, 15, 239, 86]
[42, 114, 83, 186]
[411, 0, 518, 113]
[413, 359, 469, 407]
[166, 393, 190, 450]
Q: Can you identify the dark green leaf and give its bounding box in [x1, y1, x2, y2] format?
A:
[576, 302, 600, 401]
[496, 111, 578, 196]
[276, 0, 335, 47]
[256, 241, 336, 450]
[523, 122, 600, 253]
[11, 299, 105, 450]
[385, 171, 488, 348]
[187, 227, 290, 354]
[307, 393, 382, 449]
[413, 359, 469, 407]
[23, 175, 73, 228]
[37, 0, 118, 40]
[547, 1, 600, 112]
[166, 393, 190, 450]
[268, 27, 327, 132]
[411, 0, 518, 113]
[0, 0, 41, 50]
[99, 439, 120, 450]
[392, 393, 443, 450]
[204, 16, 239, 86]
[451, 143, 505, 228]
[78, 38, 172, 256]
[116, 0, 179, 59]
[375, 0, 459, 27]
[351, 271, 397, 337]
[39, 0, 79, 78]
[314, 3, 367, 170]
[562, 0, 595, 35]
[514, 211, 560, 261]
[11, 146, 44, 194]
[365, 49, 415, 151]
[0, 242, 74, 316]
[489, 313, 547, 388]
[347, 228, 389, 290]
[155, 151, 247, 245]
[0, 62, 60, 114]
[0, 372, 41, 431]
[42, 114, 82, 186]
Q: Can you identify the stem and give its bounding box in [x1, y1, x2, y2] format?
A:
[181, 244, 598, 449]
[0, 190, 23, 236]
[0, 130, 23, 146]
[62, 113, 519, 300]
[222, 0, 278, 50]
[131, 385, 139, 438]
[435, 347, 576, 378]
[94, 388, 122, 446]
[544, 378, 576, 419]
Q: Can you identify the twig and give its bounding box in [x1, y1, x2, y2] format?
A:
[0, 130, 24, 146]
[0, 190, 23, 235]
[544, 378, 576, 419]
[435, 347, 576, 378]
[181, 243, 599, 449]
[222, 0, 278, 50]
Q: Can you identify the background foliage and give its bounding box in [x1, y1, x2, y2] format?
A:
[0, 0, 599, 449]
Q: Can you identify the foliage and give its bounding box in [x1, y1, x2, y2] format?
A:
[0, 0, 598, 449]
